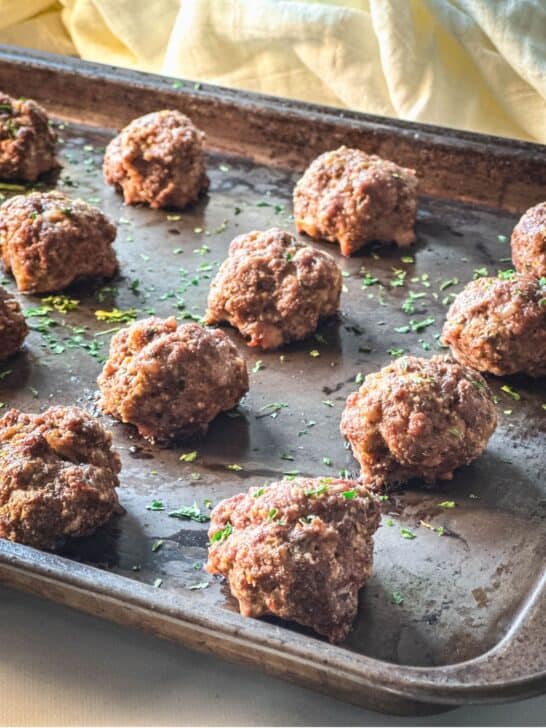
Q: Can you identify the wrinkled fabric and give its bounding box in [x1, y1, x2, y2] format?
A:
[0, 0, 544, 142]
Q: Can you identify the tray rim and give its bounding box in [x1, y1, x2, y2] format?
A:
[0, 46, 545, 714]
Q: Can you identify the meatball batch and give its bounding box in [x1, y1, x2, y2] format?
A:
[511, 201, 546, 278]
[442, 274, 546, 378]
[0, 286, 27, 360]
[205, 228, 342, 349]
[103, 110, 209, 209]
[0, 406, 121, 550]
[0, 91, 58, 182]
[340, 355, 497, 486]
[0, 191, 118, 293]
[206, 477, 380, 643]
[293, 146, 418, 256]
[98, 317, 249, 443]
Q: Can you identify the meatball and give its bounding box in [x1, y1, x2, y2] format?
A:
[205, 228, 341, 349]
[442, 274, 546, 378]
[0, 405, 121, 550]
[103, 110, 209, 209]
[511, 202, 546, 278]
[340, 356, 497, 486]
[0, 286, 27, 360]
[206, 477, 380, 643]
[0, 92, 58, 182]
[0, 191, 118, 293]
[293, 146, 418, 256]
[98, 317, 249, 443]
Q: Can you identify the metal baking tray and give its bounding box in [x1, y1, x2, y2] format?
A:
[0, 47, 544, 716]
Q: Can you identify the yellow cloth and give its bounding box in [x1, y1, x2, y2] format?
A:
[0, 0, 544, 142]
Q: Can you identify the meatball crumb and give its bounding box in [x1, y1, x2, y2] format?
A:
[206, 477, 380, 643]
[103, 110, 209, 209]
[0, 406, 121, 550]
[0, 91, 58, 182]
[205, 228, 341, 349]
[0, 286, 27, 360]
[442, 274, 546, 378]
[0, 191, 118, 293]
[511, 202, 546, 278]
[293, 146, 418, 256]
[98, 317, 249, 443]
[340, 355, 497, 486]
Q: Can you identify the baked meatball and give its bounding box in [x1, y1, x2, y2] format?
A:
[293, 146, 418, 256]
[340, 356, 497, 486]
[103, 110, 209, 209]
[511, 202, 546, 278]
[206, 477, 380, 643]
[0, 191, 118, 293]
[442, 274, 546, 378]
[0, 286, 27, 360]
[0, 91, 58, 182]
[205, 228, 341, 349]
[98, 317, 248, 443]
[0, 406, 121, 550]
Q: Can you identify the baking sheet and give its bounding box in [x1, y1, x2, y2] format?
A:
[0, 48, 544, 715]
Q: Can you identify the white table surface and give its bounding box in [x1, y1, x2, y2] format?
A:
[1, 584, 544, 726]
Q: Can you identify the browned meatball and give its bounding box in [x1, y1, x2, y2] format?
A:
[98, 317, 248, 443]
[340, 356, 497, 486]
[293, 146, 418, 256]
[0, 191, 118, 293]
[442, 274, 546, 378]
[0, 286, 27, 360]
[206, 477, 380, 643]
[205, 228, 341, 349]
[511, 202, 546, 278]
[103, 110, 209, 209]
[0, 92, 58, 182]
[0, 406, 121, 550]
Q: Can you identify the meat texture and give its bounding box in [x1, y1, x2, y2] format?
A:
[0, 91, 58, 181]
[0, 285, 27, 360]
[0, 191, 118, 293]
[442, 274, 546, 377]
[0, 406, 121, 550]
[340, 355, 497, 486]
[103, 110, 209, 209]
[206, 477, 380, 643]
[293, 146, 418, 256]
[511, 201, 546, 278]
[98, 317, 249, 443]
[205, 228, 341, 349]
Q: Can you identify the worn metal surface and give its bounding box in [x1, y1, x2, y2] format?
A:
[0, 48, 544, 715]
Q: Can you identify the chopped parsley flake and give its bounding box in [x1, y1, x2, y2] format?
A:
[210, 523, 233, 542]
[304, 484, 328, 497]
[151, 539, 164, 552]
[146, 500, 165, 511]
[342, 489, 357, 500]
[95, 308, 137, 323]
[268, 507, 279, 520]
[391, 591, 404, 605]
[400, 527, 416, 540]
[169, 503, 210, 523]
[473, 267, 489, 279]
[439, 501, 456, 509]
[322, 456, 332, 466]
[501, 384, 520, 400]
[188, 581, 209, 590]
[180, 451, 198, 463]
[252, 360, 264, 373]
[227, 463, 243, 471]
